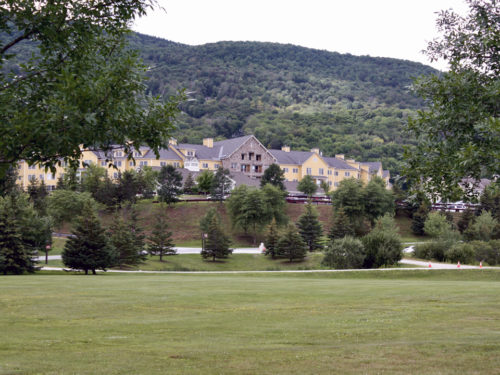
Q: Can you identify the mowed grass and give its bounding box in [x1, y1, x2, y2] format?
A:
[1, 271, 499, 374]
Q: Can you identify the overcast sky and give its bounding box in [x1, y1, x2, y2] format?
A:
[132, 0, 469, 71]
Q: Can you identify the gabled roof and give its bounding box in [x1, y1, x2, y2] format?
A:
[322, 157, 358, 170]
[176, 143, 221, 160]
[361, 161, 382, 173]
[213, 135, 254, 159]
[269, 149, 315, 165]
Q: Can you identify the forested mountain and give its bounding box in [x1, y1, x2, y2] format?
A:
[129, 33, 437, 175]
[2, 30, 438, 175]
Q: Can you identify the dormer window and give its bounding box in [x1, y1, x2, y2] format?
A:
[187, 150, 194, 157]
[114, 151, 123, 157]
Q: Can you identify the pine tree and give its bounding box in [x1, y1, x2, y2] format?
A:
[411, 204, 429, 236]
[264, 219, 280, 259]
[328, 207, 354, 240]
[457, 208, 476, 234]
[297, 201, 323, 251]
[128, 207, 147, 263]
[277, 224, 307, 262]
[148, 210, 176, 261]
[62, 205, 117, 274]
[201, 216, 232, 262]
[0, 206, 36, 274]
[183, 173, 195, 194]
[108, 214, 140, 268]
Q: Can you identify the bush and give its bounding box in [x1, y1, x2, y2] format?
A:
[464, 211, 498, 241]
[445, 243, 475, 264]
[361, 230, 402, 268]
[413, 241, 448, 262]
[424, 212, 450, 238]
[322, 236, 365, 269]
[470, 240, 500, 265]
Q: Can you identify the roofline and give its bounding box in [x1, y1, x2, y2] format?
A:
[223, 135, 277, 163]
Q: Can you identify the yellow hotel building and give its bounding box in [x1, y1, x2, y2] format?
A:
[15, 135, 390, 191]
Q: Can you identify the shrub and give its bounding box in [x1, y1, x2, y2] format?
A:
[470, 240, 500, 266]
[464, 211, 498, 241]
[445, 243, 475, 264]
[413, 241, 448, 262]
[322, 236, 365, 269]
[361, 229, 402, 268]
[424, 212, 450, 238]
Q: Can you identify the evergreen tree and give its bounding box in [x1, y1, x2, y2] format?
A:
[148, 209, 176, 261]
[330, 178, 365, 224]
[128, 207, 146, 261]
[210, 168, 231, 202]
[0, 166, 20, 197]
[260, 163, 286, 190]
[158, 165, 183, 205]
[108, 215, 137, 268]
[62, 205, 117, 274]
[328, 207, 354, 240]
[0, 202, 36, 274]
[411, 204, 429, 236]
[200, 207, 219, 234]
[264, 219, 280, 259]
[116, 170, 140, 206]
[277, 224, 307, 262]
[458, 208, 476, 234]
[296, 201, 323, 252]
[201, 216, 232, 262]
[27, 179, 48, 215]
[183, 173, 195, 194]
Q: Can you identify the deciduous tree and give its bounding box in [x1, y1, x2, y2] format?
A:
[0, 0, 182, 176]
[405, 0, 500, 200]
[260, 163, 286, 190]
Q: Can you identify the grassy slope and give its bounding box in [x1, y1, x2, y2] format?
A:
[92, 201, 427, 247]
[1, 271, 499, 375]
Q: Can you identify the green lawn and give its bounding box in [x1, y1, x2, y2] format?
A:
[1, 271, 499, 374]
[44, 253, 422, 271]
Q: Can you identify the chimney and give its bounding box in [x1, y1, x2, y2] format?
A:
[310, 148, 320, 154]
[169, 138, 177, 146]
[281, 145, 290, 152]
[335, 154, 344, 159]
[203, 138, 213, 148]
[347, 159, 355, 163]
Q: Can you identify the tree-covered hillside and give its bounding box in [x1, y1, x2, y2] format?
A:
[2, 30, 438, 175]
[130, 33, 437, 175]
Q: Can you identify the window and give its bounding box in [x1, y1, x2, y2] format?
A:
[114, 151, 123, 157]
[249, 152, 254, 160]
[101, 161, 106, 167]
[319, 168, 324, 175]
[328, 170, 332, 175]
[28, 165, 36, 170]
[39, 174, 44, 180]
[139, 161, 147, 167]
[256, 154, 261, 161]
[253, 165, 262, 173]
[130, 161, 135, 167]
[203, 163, 209, 169]
[328, 181, 332, 186]
[293, 179, 298, 182]
[306, 168, 312, 175]
[28, 174, 36, 181]
[187, 150, 194, 156]
[174, 162, 180, 168]
[160, 161, 166, 167]
[113, 172, 118, 179]
[241, 154, 245, 160]
[283, 167, 289, 173]
[293, 168, 299, 174]
[117, 161, 122, 167]
[231, 163, 237, 169]
[334, 182, 339, 187]
[133, 151, 141, 157]
[47, 173, 55, 180]
[334, 171, 339, 176]
[345, 172, 350, 177]
[241, 164, 250, 172]
[215, 164, 220, 168]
